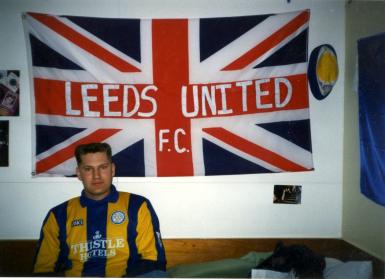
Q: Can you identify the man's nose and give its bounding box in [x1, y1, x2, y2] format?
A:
[93, 169, 101, 178]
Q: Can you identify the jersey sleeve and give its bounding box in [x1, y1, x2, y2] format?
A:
[136, 201, 164, 259]
[125, 195, 167, 277]
[135, 200, 166, 272]
[33, 210, 61, 274]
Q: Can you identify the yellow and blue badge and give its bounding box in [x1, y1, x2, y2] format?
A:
[308, 44, 338, 100]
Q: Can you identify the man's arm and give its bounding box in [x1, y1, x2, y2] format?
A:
[126, 199, 166, 277]
[33, 211, 62, 275]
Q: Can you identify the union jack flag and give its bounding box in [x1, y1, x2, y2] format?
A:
[23, 10, 313, 177]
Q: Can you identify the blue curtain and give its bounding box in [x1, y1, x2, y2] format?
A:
[358, 32, 385, 206]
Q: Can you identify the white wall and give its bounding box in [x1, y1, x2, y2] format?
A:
[343, 1, 385, 261]
[0, 0, 345, 239]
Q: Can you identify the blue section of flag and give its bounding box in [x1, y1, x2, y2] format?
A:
[66, 16, 141, 62]
[257, 119, 312, 152]
[199, 14, 271, 62]
[36, 125, 86, 154]
[358, 32, 385, 206]
[255, 29, 308, 68]
[203, 139, 272, 175]
[30, 35, 84, 69]
[112, 140, 145, 177]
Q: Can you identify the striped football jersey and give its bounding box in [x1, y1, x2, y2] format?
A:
[33, 185, 166, 277]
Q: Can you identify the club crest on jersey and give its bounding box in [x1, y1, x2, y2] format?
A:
[111, 211, 125, 224]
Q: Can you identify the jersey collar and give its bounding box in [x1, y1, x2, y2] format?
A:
[80, 184, 119, 207]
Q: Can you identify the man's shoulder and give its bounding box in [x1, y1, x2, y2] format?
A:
[119, 191, 148, 200]
[117, 191, 151, 206]
[50, 196, 81, 212]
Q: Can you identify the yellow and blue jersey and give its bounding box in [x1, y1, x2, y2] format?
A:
[33, 186, 166, 277]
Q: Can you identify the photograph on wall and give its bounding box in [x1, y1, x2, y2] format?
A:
[0, 120, 9, 166]
[273, 185, 302, 204]
[0, 70, 20, 116]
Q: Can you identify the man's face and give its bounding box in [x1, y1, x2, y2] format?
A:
[76, 151, 115, 200]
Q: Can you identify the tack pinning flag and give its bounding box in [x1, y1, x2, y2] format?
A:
[23, 10, 314, 177]
[358, 32, 385, 206]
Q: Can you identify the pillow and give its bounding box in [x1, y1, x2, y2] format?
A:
[323, 257, 373, 279]
[167, 251, 272, 278]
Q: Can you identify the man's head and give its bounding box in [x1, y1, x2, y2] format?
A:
[75, 142, 115, 201]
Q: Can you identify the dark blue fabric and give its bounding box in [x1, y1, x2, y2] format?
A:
[257, 119, 312, 152]
[126, 194, 142, 275]
[36, 125, 86, 155]
[255, 28, 308, 68]
[33, 201, 70, 275]
[66, 16, 141, 62]
[199, 14, 271, 62]
[79, 185, 118, 276]
[82, 202, 108, 276]
[358, 32, 385, 206]
[112, 140, 145, 177]
[79, 185, 119, 207]
[144, 200, 166, 268]
[203, 139, 273, 175]
[30, 35, 84, 70]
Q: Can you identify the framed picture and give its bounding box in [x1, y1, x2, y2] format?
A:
[0, 70, 20, 116]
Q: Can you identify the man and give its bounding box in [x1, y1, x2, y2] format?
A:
[33, 142, 167, 277]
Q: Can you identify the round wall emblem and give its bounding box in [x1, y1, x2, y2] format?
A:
[111, 211, 125, 224]
[308, 44, 339, 100]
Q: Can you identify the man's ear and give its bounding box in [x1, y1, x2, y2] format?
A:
[76, 166, 82, 181]
[111, 162, 116, 177]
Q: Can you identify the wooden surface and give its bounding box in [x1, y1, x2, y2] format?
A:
[0, 240, 36, 276]
[163, 238, 343, 267]
[0, 238, 383, 277]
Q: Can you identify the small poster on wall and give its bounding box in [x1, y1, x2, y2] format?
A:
[0, 120, 9, 166]
[0, 70, 20, 116]
[273, 185, 302, 204]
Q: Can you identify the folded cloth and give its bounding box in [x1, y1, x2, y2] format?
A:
[323, 257, 372, 279]
[251, 269, 296, 279]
